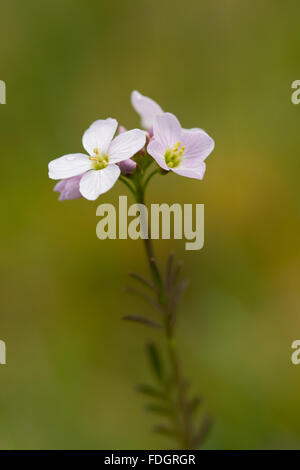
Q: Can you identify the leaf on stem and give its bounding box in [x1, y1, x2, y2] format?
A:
[128, 272, 157, 293]
[136, 384, 165, 399]
[188, 396, 203, 415]
[192, 414, 213, 448]
[172, 261, 183, 289]
[150, 257, 163, 284]
[165, 252, 174, 292]
[146, 342, 164, 382]
[125, 286, 164, 313]
[145, 403, 173, 417]
[122, 315, 162, 329]
[153, 425, 179, 440]
[170, 279, 190, 314]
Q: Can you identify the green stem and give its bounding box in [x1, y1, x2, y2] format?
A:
[143, 168, 160, 190]
[134, 179, 164, 298]
[166, 329, 191, 449]
[134, 177, 192, 450]
[119, 175, 136, 197]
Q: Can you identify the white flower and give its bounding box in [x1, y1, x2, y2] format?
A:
[131, 90, 163, 131]
[48, 118, 146, 200]
[148, 113, 214, 180]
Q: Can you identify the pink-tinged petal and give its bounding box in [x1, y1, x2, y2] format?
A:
[108, 129, 146, 163]
[183, 127, 204, 133]
[180, 129, 214, 167]
[147, 139, 169, 171]
[131, 90, 163, 130]
[82, 118, 118, 155]
[48, 153, 92, 180]
[117, 126, 140, 176]
[117, 124, 140, 174]
[118, 125, 127, 134]
[153, 112, 182, 149]
[172, 163, 206, 180]
[79, 165, 120, 200]
[54, 174, 83, 200]
[118, 158, 137, 175]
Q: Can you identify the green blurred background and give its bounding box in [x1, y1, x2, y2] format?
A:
[0, 0, 300, 449]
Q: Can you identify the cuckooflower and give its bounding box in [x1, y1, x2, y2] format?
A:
[118, 158, 137, 176]
[48, 118, 146, 200]
[117, 125, 137, 175]
[147, 112, 214, 180]
[54, 174, 83, 201]
[131, 90, 163, 131]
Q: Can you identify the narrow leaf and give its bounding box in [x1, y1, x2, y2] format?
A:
[147, 342, 164, 382]
[188, 396, 203, 415]
[145, 403, 173, 417]
[172, 261, 183, 287]
[193, 414, 213, 448]
[126, 286, 164, 313]
[153, 425, 178, 439]
[129, 272, 157, 293]
[122, 315, 162, 329]
[149, 256, 163, 289]
[165, 252, 174, 291]
[170, 279, 189, 314]
[136, 384, 165, 399]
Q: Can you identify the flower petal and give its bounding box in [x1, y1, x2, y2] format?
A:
[54, 174, 83, 200]
[108, 129, 146, 163]
[82, 118, 118, 155]
[147, 139, 169, 171]
[79, 165, 120, 200]
[172, 163, 206, 180]
[118, 125, 127, 134]
[180, 129, 214, 166]
[183, 127, 204, 133]
[153, 112, 182, 149]
[117, 125, 137, 174]
[118, 158, 137, 175]
[48, 154, 92, 180]
[131, 90, 163, 130]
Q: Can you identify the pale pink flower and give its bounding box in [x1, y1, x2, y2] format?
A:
[54, 174, 83, 201]
[48, 118, 145, 200]
[147, 113, 214, 180]
[118, 158, 137, 175]
[117, 125, 137, 175]
[131, 90, 163, 131]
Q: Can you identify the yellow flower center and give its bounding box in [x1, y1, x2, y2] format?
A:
[89, 148, 109, 170]
[164, 142, 185, 168]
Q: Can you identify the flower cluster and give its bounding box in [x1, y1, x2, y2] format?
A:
[48, 91, 215, 201]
